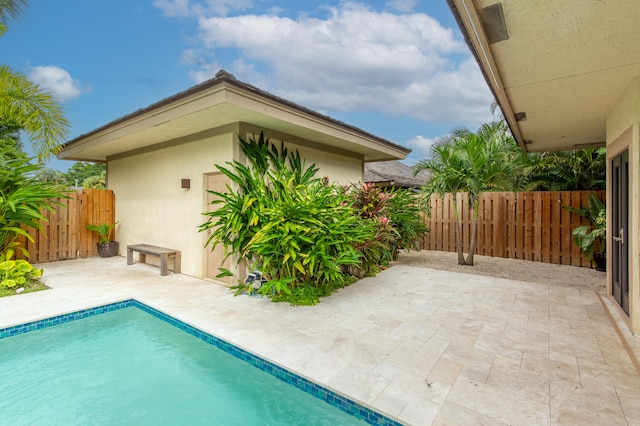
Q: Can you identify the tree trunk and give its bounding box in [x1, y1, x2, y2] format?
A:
[453, 197, 466, 265]
[465, 200, 479, 266]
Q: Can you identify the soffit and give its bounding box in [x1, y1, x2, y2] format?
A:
[458, 0, 640, 151]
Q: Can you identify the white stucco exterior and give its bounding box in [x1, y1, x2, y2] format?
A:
[108, 132, 233, 277]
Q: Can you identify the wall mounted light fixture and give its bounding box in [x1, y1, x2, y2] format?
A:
[181, 178, 191, 189]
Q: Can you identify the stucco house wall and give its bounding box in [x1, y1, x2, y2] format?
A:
[108, 132, 233, 277]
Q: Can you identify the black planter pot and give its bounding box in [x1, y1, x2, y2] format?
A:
[594, 251, 606, 272]
[97, 241, 119, 258]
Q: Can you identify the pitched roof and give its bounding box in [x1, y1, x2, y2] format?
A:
[58, 70, 411, 162]
[364, 161, 429, 188]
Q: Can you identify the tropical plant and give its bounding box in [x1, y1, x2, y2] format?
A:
[86, 222, 118, 244]
[0, 257, 42, 290]
[82, 171, 106, 189]
[385, 188, 429, 258]
[347, 182, 397, 275]
[0, 120, 25, 157]
[0, 0, 69, 162]
[200, 133, 371, 305]
[415, 121, 517, 265]
[0, 0, 26, 36]
[346, 183, 428, 274]
[0, 154, 68, 259]
[529, 148, 606, 191]
[564, 193, 606, 262]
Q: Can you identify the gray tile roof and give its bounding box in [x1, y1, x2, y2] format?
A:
[364, 161, 429, 188]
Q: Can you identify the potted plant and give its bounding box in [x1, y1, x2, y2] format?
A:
[86, 222, 119, 258]
[564, 194, 606, 271]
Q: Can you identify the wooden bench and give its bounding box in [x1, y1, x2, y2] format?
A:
[127, 244, 181, 276]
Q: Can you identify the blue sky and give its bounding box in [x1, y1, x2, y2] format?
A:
[3, 0, 495, 170]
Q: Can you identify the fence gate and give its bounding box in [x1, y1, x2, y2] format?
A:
[17, 189, 116, 263]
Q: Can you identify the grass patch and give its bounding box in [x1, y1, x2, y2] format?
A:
[0, 280, 49, 298]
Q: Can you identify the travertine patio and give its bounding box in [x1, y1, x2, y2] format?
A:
[1, 257, 638, 425]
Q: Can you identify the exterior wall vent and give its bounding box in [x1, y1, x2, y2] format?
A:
[479, 3, 509, 43]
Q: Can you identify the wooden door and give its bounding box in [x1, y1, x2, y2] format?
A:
[204, 173, 232, 286]
[611, 151, 629, 315]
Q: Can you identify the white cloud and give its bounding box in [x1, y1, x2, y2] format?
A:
[28, 66, 89, 101]
[407, 135, 437, 154]
[154, 0, 252, 17]
[159, 1, 494, 127]
[386, 0, 418, 13]
[154, 0, 193, 17]
[404, 135, 438, 163]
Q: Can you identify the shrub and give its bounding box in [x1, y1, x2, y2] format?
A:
[0, 154, 68, 259]
[386, 188, 429, 258]
[347, 184, 428, 275]
[200, 133, 428, 304]
[200, 133, 373, 305]
[0, 257, 42, 290]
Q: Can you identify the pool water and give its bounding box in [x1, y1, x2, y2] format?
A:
[0, 306, 366, 425]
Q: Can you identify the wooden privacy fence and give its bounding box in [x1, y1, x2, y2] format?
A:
[16, 189, 115, 263]
[421, 191, 606, 268]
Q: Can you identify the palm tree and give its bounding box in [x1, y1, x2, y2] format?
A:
[530, 148, 606, 191]
[0, 0, 26, 36]
[415, 121, 517, 265]
[0, 0, 69, 163]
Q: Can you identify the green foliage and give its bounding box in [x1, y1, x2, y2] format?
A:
[66, 162, 106, 188]
[200, 132, 371, 305]
[86, 222, 118, 243]
[564, 193, 606, 261]
[0, 65, 69, 163]
[386, 188, 429, 257]
[421, 120, 606, 192]
[347, 182, 396, 275]
[0, 154, 69, 258]
[82, 171, 106, 189]
[0, 120, 26, 160]
[202, 134, 429, 304]
[0, 0, 26, 36]
[529, 148, 606, 191]
[0, 257, 42, 290]
[347, 185, 428, 274]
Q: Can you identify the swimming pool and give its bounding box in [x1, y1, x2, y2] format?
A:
[0, 300, 401, 425]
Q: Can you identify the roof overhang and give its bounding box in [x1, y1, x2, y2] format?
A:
[448, 0, 640, 152]
[58, 71, 410, 162]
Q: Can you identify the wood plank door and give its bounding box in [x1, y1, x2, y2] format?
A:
[204, 173, 232, 286]
[611, 150, 629, 315]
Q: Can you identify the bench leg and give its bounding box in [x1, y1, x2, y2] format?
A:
[127, 247, 134, 265]
[160, 253, 169, 276]
[174, 252, 181, 274]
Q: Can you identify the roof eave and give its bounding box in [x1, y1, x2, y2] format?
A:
[58, 70, 410, 161]
[446, 0, 527, 151]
